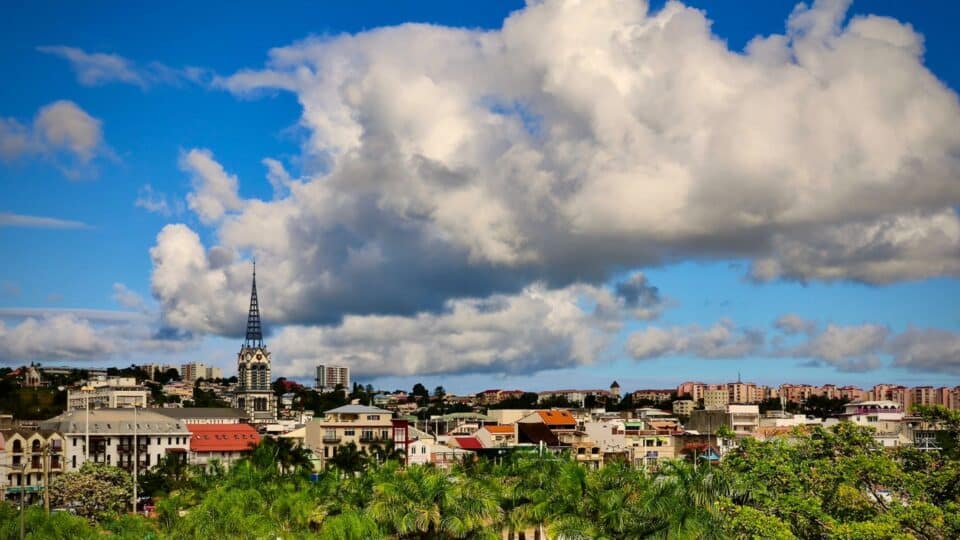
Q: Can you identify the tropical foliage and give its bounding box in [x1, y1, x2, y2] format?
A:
[48, 462, 133, 521]
[1, 421, 958, 539]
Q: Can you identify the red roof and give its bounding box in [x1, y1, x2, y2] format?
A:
[187, 423, 261, 452]
[453, 436, 483, 450]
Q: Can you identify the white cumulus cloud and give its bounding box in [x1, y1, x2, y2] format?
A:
[145, 0, 960, 378]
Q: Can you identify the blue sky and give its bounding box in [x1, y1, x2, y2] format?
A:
[1, 0, 959, 393]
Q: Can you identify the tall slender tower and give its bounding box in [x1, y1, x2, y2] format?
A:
[233, 263, 277, 423]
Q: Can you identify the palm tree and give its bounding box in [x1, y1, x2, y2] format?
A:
[366, 439, 407, 466]
[329, 442, 367, 474]
[368, 466, 449, 538]
[647, 459, 730, 539]
[317, 510, 385, 540]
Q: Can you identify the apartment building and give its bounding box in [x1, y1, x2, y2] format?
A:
[888, 387, 913, 414]
[780, 384, 816, 403]
[672, 399, 696, 417]
[66, 377, 148, 410]
[676, 381, 706, 401]
[305, 405, 404, 466]
[315, 364, 350, 391]
[687, 404, 760, 436]
[704, 388, 729, 410]
[839, 386, 867, 402]
[0, 429, 65, 498]
[181, 363, 223, 382]
[912, 386, 937, 408]
[727, 382, 761, 404]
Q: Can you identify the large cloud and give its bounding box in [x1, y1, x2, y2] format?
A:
[152, 0, 960, 336]
[0, 310, 196, 364]
[270, 282, 628, 378]
[889, 328, 960, 374]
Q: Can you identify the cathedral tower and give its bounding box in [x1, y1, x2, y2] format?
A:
[233, 263, 277, 423]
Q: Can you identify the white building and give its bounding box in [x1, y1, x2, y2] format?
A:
[66, 377, 148, 410]
[40, 408, 191, 474]
[315, 364, 350, 391]
[830, 400, 908, 448]
[405, 426, 436, 466]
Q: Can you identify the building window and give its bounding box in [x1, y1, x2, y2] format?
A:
[72, 455, 77, 468]
[344, 430, 355, 436]
[367, 415, 379, 420]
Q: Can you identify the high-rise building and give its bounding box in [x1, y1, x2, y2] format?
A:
[316, 364, 350, 391]
[181, 363, 207, 382]
[232, 264, 277, 424]
[704, 388, 729, 410]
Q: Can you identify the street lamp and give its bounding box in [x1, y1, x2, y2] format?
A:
[81, 385, 95, 463]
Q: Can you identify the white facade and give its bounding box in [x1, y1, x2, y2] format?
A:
[41, 409, 190, 474]
[834, 400, 907, 447]
[66, 377, 148, 410]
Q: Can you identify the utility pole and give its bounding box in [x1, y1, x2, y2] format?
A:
[132, 405, 138, 514]
[19, 463, 26, 540]
[42, 443, 49, 515]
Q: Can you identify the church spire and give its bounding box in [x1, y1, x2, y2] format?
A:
[244, 261, 263, 348]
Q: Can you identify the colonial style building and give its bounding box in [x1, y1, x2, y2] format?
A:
[186, 423, 260, 468]
[40, 408, 190, 473]
[305, 405, 408, 466]
[0, 429, 65, 500]
[232, 265, 277, 424]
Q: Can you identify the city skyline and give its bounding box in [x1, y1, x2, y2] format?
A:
[2, 0, 960, 392]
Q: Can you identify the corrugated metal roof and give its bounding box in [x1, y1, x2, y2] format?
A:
[325, 404, 392, 414]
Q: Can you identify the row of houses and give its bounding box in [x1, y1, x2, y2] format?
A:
[0, 408, 259, 501]
[676, 381, 960, 411]
[294, 397, 950, 471]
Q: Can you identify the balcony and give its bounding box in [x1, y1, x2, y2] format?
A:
[322, 435, 341, 443]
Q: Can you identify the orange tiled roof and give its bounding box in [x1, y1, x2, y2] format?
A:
[187, 423, 261, 452]
[485, 425, 515, 434]
[537, 410, 576, 426]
